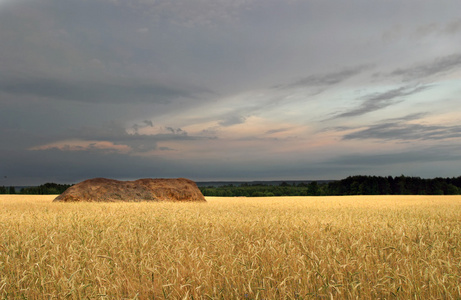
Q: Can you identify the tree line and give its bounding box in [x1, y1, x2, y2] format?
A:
[0, 186, 17, 194]
[199, 175, 461, 197]
[0, 183, 72, 195]
[2, 175, 461, 196]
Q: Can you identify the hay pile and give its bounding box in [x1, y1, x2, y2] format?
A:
[53, 178, 206, 202]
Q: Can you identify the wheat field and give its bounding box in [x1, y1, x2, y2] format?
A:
[1, 195, 460, 299]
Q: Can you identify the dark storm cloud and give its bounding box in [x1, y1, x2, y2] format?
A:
[0, 77, 200, 104]
[0, 148, 180, 185]
[1, 0, 461, 185]
[333, 85, 431, 119]
[390, 54, 461, 81]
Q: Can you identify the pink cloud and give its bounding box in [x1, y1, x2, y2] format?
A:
[29, 139, 132, 154]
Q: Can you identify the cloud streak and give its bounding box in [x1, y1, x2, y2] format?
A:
[390, 54, 461, 81]
[326, 145, 461, 167]
[276, 65, 372, 89]
[0, 77, 204, 104]
[29, 140, 132, 154]
[333, 85, 431, 119]
[343, 122, 461, 141]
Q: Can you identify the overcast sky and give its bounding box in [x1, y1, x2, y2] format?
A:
[1, 0, 461, 185]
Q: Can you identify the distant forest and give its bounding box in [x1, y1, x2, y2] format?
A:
[199, 175, 461, 197]
[1, 175, 461, 196]
[0, 183, 72, 195]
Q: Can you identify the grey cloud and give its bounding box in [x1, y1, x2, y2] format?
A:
[381, 112, 428, 122]
[343, 122, 461, 141]
[265, 128, 292, 135]
[67, 125, 160, 153]
[365, 85, 430, 102]
[215, 96, 284, 128]
[219, 115, 247, 127]
[0, 77, 199, 104]
[0, 148, 178, 185]
[105, 0, 256, 27]
[326, 147, 461, 167]
[277, 65, 372, 89]
[70, 122, 129, 141]
[143, 120, 153, 127]
[320, 126, 354, 133]
[390, 54, 461, 81]
[1, 0, 461, 185]
[45, 123, 200, 154]
[165, 127, 187, 136]
[445, 19, 461, 34]
[0, 146, 325, 185]
[333, 85, 431, 119]
[158, 146, 176, 151]
[382, 16, 461, 43]
[412, 23, 440, 39]
[132, 120, 153, 133]
[72, 122, 192, 141]
[326, 113, 428, 132]
[412, 19, 461, 38]
[123, 139, 157, 153]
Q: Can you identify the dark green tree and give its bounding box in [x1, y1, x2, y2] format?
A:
[8, 186, 16, 194]
[307, 181, 319, 196]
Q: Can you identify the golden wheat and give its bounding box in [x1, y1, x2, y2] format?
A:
[1, 195, 460, 299]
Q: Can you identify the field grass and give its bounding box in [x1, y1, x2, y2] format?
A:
[1, 195, 461, 299]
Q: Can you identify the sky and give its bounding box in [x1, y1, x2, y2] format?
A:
[1, 0, 461, 185]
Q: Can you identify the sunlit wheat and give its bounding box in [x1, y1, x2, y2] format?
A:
[1, 195, 460, 298]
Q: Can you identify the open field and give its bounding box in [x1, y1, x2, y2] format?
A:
[1, 195, 461, 299]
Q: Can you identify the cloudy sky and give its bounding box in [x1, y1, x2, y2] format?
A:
[1, 0, 461, 185]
